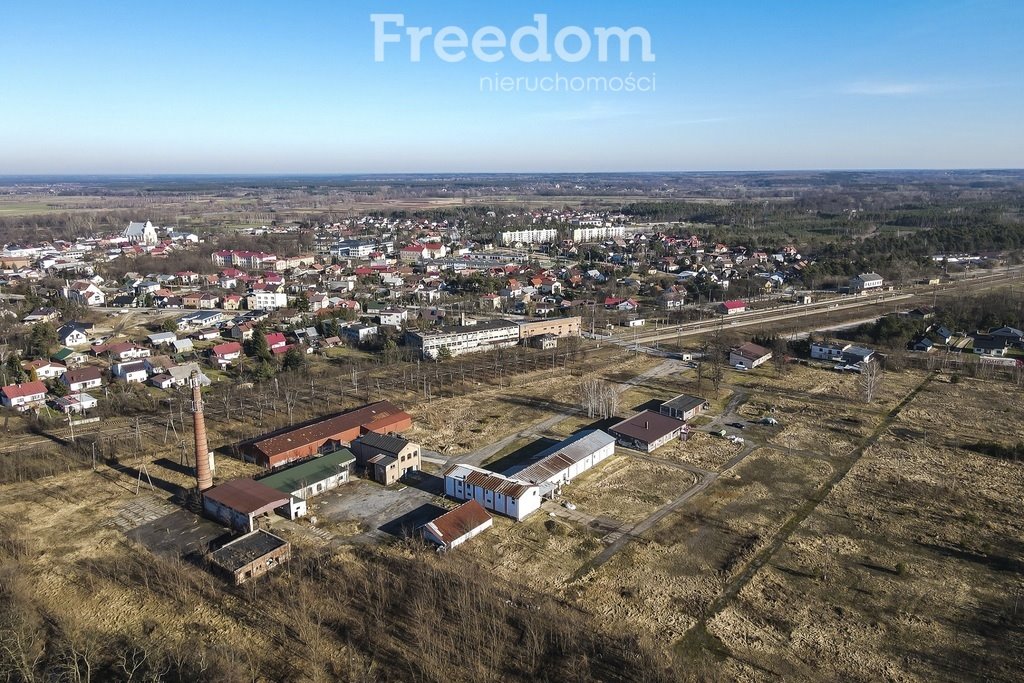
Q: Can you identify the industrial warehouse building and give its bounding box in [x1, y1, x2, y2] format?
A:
[405, 318, 521, 359]
[351, 432, 422, 486]
[516, 429, 616, 491]
[208, 529, 291, 585]
[516, 316, 582, 342]
[256, 448, 356, 519]
[246, 401, 412, 468]
[405, 316, 581, 359]
[203, 478, 291, 532]
[443, 464, 542, 521]
[421, 500, 493, 550]
[609, 411, 685, 452]
[660, 394, 710, 421]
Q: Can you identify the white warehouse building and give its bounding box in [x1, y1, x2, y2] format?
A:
[515, 429, 617, 491]
[443, 464, 542, 521]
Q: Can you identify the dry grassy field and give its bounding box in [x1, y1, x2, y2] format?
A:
[1, 351, 1021, 681]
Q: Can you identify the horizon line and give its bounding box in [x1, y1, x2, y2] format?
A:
[1, 167, 1023, 179]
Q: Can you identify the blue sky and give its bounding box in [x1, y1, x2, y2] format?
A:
[1, 0, 1021, 173]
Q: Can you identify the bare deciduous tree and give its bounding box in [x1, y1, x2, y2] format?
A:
[859, 360, 883, 404]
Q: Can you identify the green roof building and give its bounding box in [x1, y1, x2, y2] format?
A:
[256, 448, 355, 519]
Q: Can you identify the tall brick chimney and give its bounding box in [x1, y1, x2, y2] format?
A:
[191, 371, 213, 491]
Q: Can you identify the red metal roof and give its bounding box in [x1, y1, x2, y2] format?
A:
[250, 401, 410, 460]
[203, 478, 290, 515]
[425, 500, 491, 546]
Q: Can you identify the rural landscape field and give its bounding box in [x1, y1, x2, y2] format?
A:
[3, 1, 1023, 681]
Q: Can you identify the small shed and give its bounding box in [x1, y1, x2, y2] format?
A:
[208, 530, 291, 585]
[422, 500, 493, 550]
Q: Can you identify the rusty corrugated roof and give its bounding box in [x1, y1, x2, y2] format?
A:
[252, 401, 408, 459]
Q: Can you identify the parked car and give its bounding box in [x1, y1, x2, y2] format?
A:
[727, 422, 745, 429]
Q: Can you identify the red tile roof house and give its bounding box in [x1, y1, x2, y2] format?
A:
[421, 500, 493, 550]
[1, 381, 48, 410]
[245, 401, 412, 468]
[265, 332, 287, 350]
[211, 341, 243, 366]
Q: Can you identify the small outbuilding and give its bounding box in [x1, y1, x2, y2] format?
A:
[421, 500, 493, 551]
[659, 394, 709, 421]
[208, 529, 291, 585]
[729, 342, 772, 370]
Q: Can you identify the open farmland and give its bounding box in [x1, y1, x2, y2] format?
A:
[703, 374, 1024, 681]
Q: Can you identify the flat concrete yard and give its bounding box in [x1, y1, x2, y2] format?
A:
[314, 472, 445, 540]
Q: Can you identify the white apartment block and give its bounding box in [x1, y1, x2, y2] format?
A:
[500, 228, 558, 246]
[571, 225, 626, 242]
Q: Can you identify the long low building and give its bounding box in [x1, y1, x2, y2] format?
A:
[405, 316, 582, 359]
[405, 319, 520, 359]
[256, 448, 356, 519]
[516, 316, 582, 341]
[515, 429, 616, 490]
[246, 401, 412, 468]
[443, 464, 542, 521]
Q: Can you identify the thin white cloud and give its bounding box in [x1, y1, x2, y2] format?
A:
[670, 116, 736, 125]
[538, 104, 636, 123]
[839, 81, 933, 96]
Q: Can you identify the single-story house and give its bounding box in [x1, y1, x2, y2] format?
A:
[150, 373, 175, 389]
[810, 341, 850, 361]
[729, 342, 772, 369]
[53, 392, 98, 414]
[609, 410, 685, 453]
[973, 334, 1008, 356]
